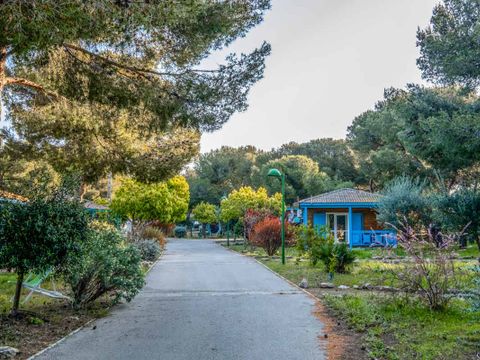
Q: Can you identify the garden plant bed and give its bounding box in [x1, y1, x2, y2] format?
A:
[0, 254, 160, 359]
[0, 272, 111, 359]
[0, 301, 109, 360]
[226, 244, 480, 359]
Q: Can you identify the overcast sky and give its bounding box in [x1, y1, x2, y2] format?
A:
[200, 0, 438, 153]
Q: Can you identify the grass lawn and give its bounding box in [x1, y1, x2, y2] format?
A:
[324, 294, 480, 360]
[226, 244, 480, 359]
[261, 258, 399, 287]
[458, 243, 480, 258]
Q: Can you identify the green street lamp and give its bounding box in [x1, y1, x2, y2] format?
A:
[267, 168, 286, 265]
[221, 195, 230, 247]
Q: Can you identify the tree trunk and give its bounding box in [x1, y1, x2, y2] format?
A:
[0, 47, 6, 90]
[476, 235, 480, 263]
[0, 47, 7, 113]
[11, 271, 24, 317]
[79, 182, 87, 201]
[243, 223, 247, 249]
[107, 172, 113, 201]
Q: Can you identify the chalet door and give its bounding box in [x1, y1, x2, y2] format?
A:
[327, 213, 348, 243]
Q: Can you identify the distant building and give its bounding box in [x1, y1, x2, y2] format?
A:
[297, 188, 396, 248]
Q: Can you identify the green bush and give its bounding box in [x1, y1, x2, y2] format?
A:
[134, 240, 161, 261]
[0, 190, 89, 316]
[320, 241, 356, 273]
[296, 225, 356, 273]
[377, 176, 430, 229]
[174, 225, 187, 238]
[62, 222, 145, 309]
[470, 265, 480, 312]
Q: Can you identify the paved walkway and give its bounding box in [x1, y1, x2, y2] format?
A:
[35, 240, 325, 360]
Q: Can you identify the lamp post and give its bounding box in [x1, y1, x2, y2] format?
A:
[267, 168, 285, 265]
[221, 195, 229, 247]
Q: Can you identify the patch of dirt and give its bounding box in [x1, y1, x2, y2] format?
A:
[0, 301, 108, 359]
[309, 289, 369, 360]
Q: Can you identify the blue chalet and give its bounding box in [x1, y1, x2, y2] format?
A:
[297, 188, 396, 248]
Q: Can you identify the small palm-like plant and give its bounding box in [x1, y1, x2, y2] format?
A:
[296, 225, 356, 273]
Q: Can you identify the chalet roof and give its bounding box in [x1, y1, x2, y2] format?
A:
[298, 188, 382, 205]
[0, 190, 28, 202]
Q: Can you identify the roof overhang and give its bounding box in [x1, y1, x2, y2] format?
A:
[298, 202, 378, 208]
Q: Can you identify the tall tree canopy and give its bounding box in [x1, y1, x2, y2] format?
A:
[417, 0, 480, 89]
[1, 1, 271, 185]
[347, 85, 480, 190]
[256, 139, 358, 182]
[111, 175, 190, 225]
[220, 186, 281, 222]
[259, 155, 351, 203]
[347, 88, 427, 190]
[187, 146, 258, 206]
[187, 141, 356, 207]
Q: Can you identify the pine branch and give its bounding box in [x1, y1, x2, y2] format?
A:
[63, 43, 219, 78]
[4, 77, 59, 99]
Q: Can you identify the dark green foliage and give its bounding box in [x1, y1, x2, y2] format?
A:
[296, 225, 325, 266]
[1, 1, 271, 184]
[62, 222, 145, 309]
[0, 158, 60, 198]
[256, 138, 358, 182]
[0, 186, 89, 314]
[347, 85, 480, 190]
[468, 265, 480, 311]
[1, 1, 271, 65]
[188, 145, 352, 207]
[417, 0, 480, 89]
[377, 177, 431, 229]
[398, 86, 480, 186]
[316, 239, 357, 274]
[296, 226, 356, 273]
[0, 197, 88, 274]
[187, 146, 258, 207]
[174, 226, 187, 238]
[134, 240, 161, 262]
[259, 155, 351, 204]
[347, 88, 427, 190]
[433, 187, 480, 251]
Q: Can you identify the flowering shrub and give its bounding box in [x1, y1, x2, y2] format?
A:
[250, 216, 294, 256]
[390, 220, 463, 311]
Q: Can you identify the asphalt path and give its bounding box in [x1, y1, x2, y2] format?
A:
[35, 239, 325, 360]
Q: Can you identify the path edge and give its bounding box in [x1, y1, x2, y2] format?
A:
[219, 242, 317, 300]
[218, 242, 338, 358]
[27, 255, 163, 360]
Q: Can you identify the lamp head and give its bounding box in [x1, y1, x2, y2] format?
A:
[267, 168, 282, 178]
